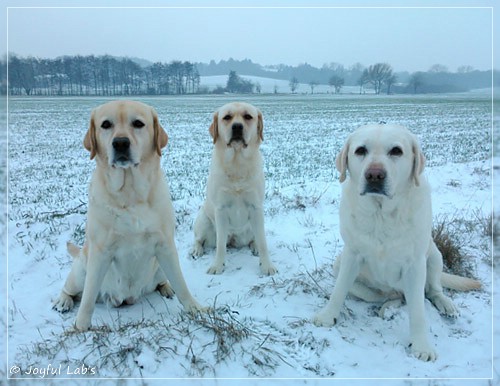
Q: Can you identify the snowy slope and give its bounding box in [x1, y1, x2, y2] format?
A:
[200, 75, 360, 94]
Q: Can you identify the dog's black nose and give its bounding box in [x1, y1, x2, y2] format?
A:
[231, 123, 244, 139]
[112, 137, 130, 153]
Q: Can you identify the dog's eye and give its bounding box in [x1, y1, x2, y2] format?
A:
[389, 146, 403, 157]
[222, 114, 232, 121]
[354, 146, 367, 156]
[101, 120, 112, 129]
[244, 114, 253, 120]
[132, 119, 145, 129]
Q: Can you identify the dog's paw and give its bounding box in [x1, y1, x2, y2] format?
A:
[312, 309, 337, 327]
[249, 241, 259, 256]
[190, 243, 205, 258]
[157, 282, 174, 298]
[185, 300, 209, 315]
[207, 263, 225, 275]
[409, 341, 437, 362]
[260, 262, 277, 276]
[52, 293, 75, 313]
[431, 294, 459, 318]
[378, 298, 403, 319]
[75, 314, 91, 332]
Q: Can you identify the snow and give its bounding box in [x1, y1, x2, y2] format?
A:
[2, 93, 497, 384]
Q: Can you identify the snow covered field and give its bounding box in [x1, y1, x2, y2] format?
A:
[3, 93, 497, 384]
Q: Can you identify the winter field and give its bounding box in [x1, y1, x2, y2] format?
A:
[2, 92, 498, 384]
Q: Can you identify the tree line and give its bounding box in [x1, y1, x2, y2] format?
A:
[1, 54, 495, 96]
[6, 54, 201, 96]
[287, 63, 396, 95]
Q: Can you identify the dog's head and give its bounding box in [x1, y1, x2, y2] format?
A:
[84, 100, 168, 168]
[209, 102, 263, 151]
[336, 124, 425, 198]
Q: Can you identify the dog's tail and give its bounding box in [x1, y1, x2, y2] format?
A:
[441, 272, 481, 291]
[66, 242, 81, 259]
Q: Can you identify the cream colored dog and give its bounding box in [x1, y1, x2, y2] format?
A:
[53, 100, 204, 331]
[313, 124, 480, 361]
[191, 102, 276, 275]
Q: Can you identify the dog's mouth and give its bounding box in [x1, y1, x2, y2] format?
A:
[361, 185, 392, 199]
[227, 137, 248, 149]
[111, 154, 138, 169]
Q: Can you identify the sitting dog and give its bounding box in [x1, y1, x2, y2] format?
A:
[313, 124, 481, 361]
[53, 100, 204, 330]
[191, 102, 277, 275]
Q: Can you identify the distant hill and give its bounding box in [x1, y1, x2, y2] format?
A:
[199, 75, 362, 94]
[195, 58, 495, 91]
[196, 58, 364, 85]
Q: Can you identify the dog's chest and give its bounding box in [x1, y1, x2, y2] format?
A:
[219, 188, 257, 230]
[98, 205, 164, 302]
[105, 201, 163, 237]
[108, 206, 161, 274]
[360, 246, 410, 290]
[354, 212, 416, 289]
[101, 247, 159, 304]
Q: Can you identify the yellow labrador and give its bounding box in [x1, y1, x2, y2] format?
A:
[53, 100, 204, 331]
[191, 102, 277, 275]
[313, 124, 480, 361]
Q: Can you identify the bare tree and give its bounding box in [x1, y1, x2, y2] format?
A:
[385, 74, 397, 94]
[289, 76, 299, 93]
[457, 65, 474, 73]
[366, 63, 394, 95]
[328, 75, 344, 94]
[429, 64, 448, 73]
[8, 55, 36, 95]
[309, 80, 318, 94]
[409, 72, 424, 94]
[357, 69, 370, 94]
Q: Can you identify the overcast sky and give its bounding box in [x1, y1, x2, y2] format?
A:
[2, 1, 497, 73]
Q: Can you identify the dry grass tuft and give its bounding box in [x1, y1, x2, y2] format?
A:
[186, 305, 252, 362]
[432, 216, 477, 278]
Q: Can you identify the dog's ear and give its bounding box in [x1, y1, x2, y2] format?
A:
[411, 134, 426, 186]
[336, 138, 350, 183]
[257, 109, 264, 141]
[209, 111, 219, 144]
[152, 107, 168, 156]
[83, 109, 97, 160]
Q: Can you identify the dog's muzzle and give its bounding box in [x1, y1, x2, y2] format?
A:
[361, 165, 389, 196]
[228, 123, 247, 148]
[112, 137, 133, 167]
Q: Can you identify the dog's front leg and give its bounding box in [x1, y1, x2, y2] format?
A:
[248, 205, 276, 275]
[75, 246, 111, 331]
[425, 241, 458, 317]
[53, 256, 86, 313]
[156, 238, 205, 313]
[207, 208, 229, 274]
[404, 258, 437, 361]
[313, 248, 360, 326]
